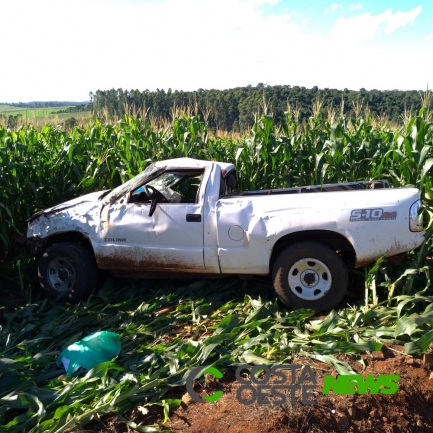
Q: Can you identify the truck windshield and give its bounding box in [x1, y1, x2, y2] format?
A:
[102, 164, 161, 201]
[147, 172, 183, 189]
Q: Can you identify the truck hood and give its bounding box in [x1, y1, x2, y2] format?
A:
[28, 190, 109, 222]
[27, 190, 108, 240]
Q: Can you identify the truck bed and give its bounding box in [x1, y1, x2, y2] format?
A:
[225, 180, 389, 197]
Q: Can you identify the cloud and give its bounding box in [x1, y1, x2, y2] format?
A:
[331, 6, 422, 42]
[245, 0, 282, 6]
[385, 6, 422, 35]
[349, 4, 362, 11]
[0, 0, 306, 100]
[325, 3, 342, 14]
[424, 34, 433, 40]
[0, 0, 431, 101]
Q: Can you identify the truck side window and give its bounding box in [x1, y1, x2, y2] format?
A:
[129, 170, 204, 204]
[219, 170, 238, 196]
[226, 173, 237, 194]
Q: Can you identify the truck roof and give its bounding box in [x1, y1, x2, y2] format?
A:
[154, 157, 235, 174]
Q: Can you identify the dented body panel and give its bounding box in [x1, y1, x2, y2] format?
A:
[26, 191, 104, 242]
[216, 188, 424, 272]
[24, 158, 425, 277]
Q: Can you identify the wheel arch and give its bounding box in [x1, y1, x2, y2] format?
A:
[269, 230, 356, 271]
[35, 231, 96, 259]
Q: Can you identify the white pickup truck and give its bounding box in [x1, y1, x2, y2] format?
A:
[22, 157, 425, 310]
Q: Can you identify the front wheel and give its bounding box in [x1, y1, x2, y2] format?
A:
[272, 241, 348, 311]
[38, 242, 98, 303]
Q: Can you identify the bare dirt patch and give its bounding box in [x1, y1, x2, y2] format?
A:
[144, 347, 433, 433]
[86, 346, 433, 432]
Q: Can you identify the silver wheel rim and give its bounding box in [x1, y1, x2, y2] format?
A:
[288, 258, 332, 301]
[47, 257, 76, 293]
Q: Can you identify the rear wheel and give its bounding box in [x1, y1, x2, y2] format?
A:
[272, 241, 348, 310]
[38, 242, 97, 303]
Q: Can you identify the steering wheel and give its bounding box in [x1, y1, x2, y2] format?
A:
[144, 185, 168, 203]
[144, 185, 168, 217]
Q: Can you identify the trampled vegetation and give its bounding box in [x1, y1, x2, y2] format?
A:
[1, 105, 433, 432]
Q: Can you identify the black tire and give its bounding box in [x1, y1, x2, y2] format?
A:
[272, 241, 348, 311]
[38, 242, 98, 303]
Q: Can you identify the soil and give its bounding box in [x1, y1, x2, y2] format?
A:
[91, 346, 433, 433]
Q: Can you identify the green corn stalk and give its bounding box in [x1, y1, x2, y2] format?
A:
[0, 111, 432, 298]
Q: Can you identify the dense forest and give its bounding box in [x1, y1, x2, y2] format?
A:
[91, 85, 431, 131]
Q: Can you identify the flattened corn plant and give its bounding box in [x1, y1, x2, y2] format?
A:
[1, 277, 433, 432]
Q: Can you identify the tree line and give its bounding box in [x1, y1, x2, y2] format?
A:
[0, 101, 88, 108]
[91, 85, 431, 131]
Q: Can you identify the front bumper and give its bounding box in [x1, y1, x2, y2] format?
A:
[16, 235, 45, 256]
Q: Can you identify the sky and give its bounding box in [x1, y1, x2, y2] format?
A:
[1, 0, 432, 102]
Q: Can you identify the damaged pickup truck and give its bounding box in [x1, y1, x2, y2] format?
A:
[21, 157, 425, 310]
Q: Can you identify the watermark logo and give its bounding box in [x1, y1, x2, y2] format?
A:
[323, 374, 399, 395]
[186, 364, 400, 404]
[186, 366, 224, 403]
[236, 364, 317, 406]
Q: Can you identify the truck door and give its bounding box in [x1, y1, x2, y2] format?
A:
[98, 170, 205, 272]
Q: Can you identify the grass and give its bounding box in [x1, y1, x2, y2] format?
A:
[0, 105, 23, 111]
[0, 105, 72, 116]
[0, 105, 91, 126]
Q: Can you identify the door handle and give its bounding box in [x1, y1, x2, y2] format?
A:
[186, 214, 201, 222]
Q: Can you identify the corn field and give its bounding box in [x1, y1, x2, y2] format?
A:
[1, 109, 433, 432]
[1, 110, 432, 256]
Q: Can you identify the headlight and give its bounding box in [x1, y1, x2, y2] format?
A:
[409, 199, 423, 232]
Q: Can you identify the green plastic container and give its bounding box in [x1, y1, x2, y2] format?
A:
[57, 331, 121, 375]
